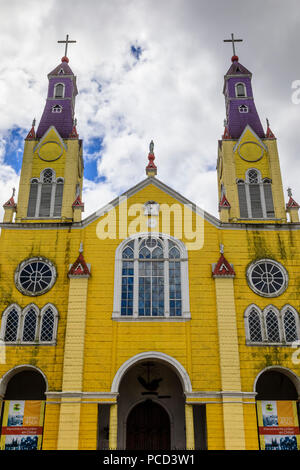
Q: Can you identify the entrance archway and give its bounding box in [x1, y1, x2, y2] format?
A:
[114, 354, 188, 449]
[126, 400, 170, 450]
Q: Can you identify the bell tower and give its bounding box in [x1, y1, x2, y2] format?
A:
[14, 35, 84, 224]
[217, 34, 286, 223]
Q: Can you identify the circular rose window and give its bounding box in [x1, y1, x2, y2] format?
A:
[15, 258, 56, 296]
[247, 259, 288, 297]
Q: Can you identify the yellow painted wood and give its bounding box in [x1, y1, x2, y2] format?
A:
[57, 398, 81, 450]
[185, 404, 195, 450]
[109, 404, 118, 450]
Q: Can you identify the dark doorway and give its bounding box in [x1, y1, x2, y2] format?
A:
[126, 400, 170, 450]
[4, 371, 46, 400]
[256, 371, 298, 401]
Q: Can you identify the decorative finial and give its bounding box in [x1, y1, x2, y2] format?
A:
[220, 243, 224, 254]
[223, 119, 227, 127]
[32, 118, 36, 127]
[223, 33, 243, 61]
[12, 188, 16, 198]
[79, 241, 83, 253]
[287, 188, 293, 198]
[266, 118, 270, 128]
[57, 34, 77, 60]
[146, 140, 157, 177]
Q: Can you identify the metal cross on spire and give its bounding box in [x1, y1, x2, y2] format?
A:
[57, 34, 77, 57]
[223, 33, 243, 57]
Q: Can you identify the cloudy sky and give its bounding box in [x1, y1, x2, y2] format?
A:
[1, 0, 300, 219]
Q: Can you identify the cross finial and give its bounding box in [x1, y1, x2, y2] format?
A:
[57, 34, 77, 58]
[287, 187, 293, 198]
[223, 33, 243, 58]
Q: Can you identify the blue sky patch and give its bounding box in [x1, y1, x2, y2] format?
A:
[1, 127, 27, 174]
[130, 45, 143, 61]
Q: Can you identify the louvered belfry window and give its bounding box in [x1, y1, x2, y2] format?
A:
[237, 169, 275, 219]
[27, 169, 64, 218]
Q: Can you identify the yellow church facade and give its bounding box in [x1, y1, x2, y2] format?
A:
[0, 49, 299, 451]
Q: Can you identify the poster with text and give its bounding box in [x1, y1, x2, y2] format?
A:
[257, 400, 300, 450]
[0, 400, 45, 450]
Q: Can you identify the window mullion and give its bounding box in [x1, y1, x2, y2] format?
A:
[50, 182, 56, 217]
[245, 183, 252, 218]
[164, 259, 169, 317]
[35, 182, 42, 218]
[133, 239, 139, 317]
[260, 183, 267, 218]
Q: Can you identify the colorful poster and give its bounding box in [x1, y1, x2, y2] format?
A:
[257, 400, 300, 450]
[0, 400, 45, 450]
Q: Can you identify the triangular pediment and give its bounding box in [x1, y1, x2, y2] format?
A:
[34, 126, 67, 154]
[233, 125, 267, 153]
[81, 177, 220, 229]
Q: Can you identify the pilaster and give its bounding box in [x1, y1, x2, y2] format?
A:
[185, 403, 195, 450]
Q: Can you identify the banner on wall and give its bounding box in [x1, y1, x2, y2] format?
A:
[0, 400, 45, 450]
[257, 400, 300, 450]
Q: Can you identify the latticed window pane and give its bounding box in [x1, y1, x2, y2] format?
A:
[22, 308, 37, 342]
[121, 260, 134, 316]
[4, 309, 19, 342]
[139, 260, 164, 316]
[266, 310, 280, 342]
[248, 170, 259, 184]
[283, 310, 298, 343]
[40, 308, 55, 342]
[248, 310, 262, 342]
[18, 260, 54, 295]
[42, 169, 54, 183]
[169, 261, 181, 316]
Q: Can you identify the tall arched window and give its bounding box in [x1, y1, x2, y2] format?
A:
[246, 306, 263, 343]
[40, 304, 58, 343]
[264, 307, 281, 343]
[27, 169, 64, 218]
[22, 305, 38, 342]
[282, 306, 299, 343]
[235, 82, 247, 97]
[54, 83, 65, 98]
[113, 234, 190, 319]
[237, 169, 275, 219]
[1, 305, 21, 343]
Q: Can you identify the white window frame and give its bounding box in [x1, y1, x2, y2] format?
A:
[0, 304, 22, 344]
[14, 257, 57, 297]
[28, 169, 64, 219]
[39, 304, 59, 344]
[246, 258, 288, 298]
[53, 83, 65, 99]
[245, 304, 299, 346]
[0, 303, 58, 345]
[235, 82, 247, 98]
[52, 105, 63, 113]
[237, 169, 275, 219]
[112, 233, 190, 321]
[281, 305, 300, 344]
[239, 104, 248, 113]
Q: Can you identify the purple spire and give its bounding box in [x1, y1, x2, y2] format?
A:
[223, 56, 265, 140]
[36, 57, 78, 139]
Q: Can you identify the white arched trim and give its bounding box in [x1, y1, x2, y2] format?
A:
[0, 364, 49, 398]
[235, 82, 247, 98]
[111, 351, 192, 394]
[244, 304, 263, 343]
[113, 232, 190, 320]
[253, 366, 300, 399]
[0, 304, 21, 342]
[53, 82, 65, 99]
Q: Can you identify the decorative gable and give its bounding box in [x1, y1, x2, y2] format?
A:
[68, 252, 91, 278]
[212, 253, 235, 278]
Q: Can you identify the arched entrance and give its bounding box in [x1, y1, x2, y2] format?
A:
[126, 400, 170, 450]
[0, 367, 47, 451]
[111, 353, 191, 449]
[254, 368, 300, 451]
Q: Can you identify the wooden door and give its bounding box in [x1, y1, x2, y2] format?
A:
[126, 400, 170, 450]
